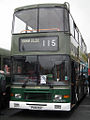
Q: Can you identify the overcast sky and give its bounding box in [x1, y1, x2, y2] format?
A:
[0, 0, 90, 53]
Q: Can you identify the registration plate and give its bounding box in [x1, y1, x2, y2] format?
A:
[30, 106, 43, 110]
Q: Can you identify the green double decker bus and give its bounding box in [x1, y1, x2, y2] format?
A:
[10, 3, 88, 111]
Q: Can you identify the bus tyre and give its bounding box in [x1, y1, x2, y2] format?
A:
[76, 93, 79, 102]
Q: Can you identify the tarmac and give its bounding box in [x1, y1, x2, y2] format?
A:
[0, 95, 90, 120]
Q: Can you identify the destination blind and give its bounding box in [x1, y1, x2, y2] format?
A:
[19, 36, 59, 52]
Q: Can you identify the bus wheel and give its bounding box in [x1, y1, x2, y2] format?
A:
[76, 93, 79, 102]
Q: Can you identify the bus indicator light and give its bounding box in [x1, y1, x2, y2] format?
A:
[10, 93, 14, 97]
[63, 95, 70, 99]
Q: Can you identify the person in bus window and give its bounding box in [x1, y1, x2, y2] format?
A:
[4, 65, 10, 75]
[17, 66, 22, 74]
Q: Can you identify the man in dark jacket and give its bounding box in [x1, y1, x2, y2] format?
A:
[88, 76, 90, 95]
[0, 70, 6, 115]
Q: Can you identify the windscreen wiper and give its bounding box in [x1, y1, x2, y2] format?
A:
[22, 78, 29, 88]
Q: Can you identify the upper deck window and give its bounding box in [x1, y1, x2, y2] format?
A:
[13, 9, 37, 33]
[39, 8, 64, 32]
[12, 7, 69, 34]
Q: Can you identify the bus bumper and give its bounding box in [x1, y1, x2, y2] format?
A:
[9, 101, 71, 111]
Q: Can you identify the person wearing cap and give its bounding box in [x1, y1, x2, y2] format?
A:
[0, 70, 6, 115]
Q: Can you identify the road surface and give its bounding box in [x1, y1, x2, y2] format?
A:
[0, 95, 90, 120]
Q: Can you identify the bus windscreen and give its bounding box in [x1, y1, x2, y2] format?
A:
[12, 55, 70, 86]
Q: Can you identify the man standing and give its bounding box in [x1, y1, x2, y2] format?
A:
[88, 53, 90, 95]
[88, 75, 90, 95]
[0, 70, 6, 115]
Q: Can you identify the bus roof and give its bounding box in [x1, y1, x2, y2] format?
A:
[0, 48, 10, 56]
[14, 3, 70, 12]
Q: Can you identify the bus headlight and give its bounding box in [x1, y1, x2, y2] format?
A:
[54, 95, 62, 100]
[15, 94, 21, 99]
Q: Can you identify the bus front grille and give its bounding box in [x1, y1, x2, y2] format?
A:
[24, 93, 52, 101]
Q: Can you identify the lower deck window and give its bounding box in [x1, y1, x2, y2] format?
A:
[12, 55, 70, 86]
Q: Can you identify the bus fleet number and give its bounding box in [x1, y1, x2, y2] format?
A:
[42, 40, 56, 47]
